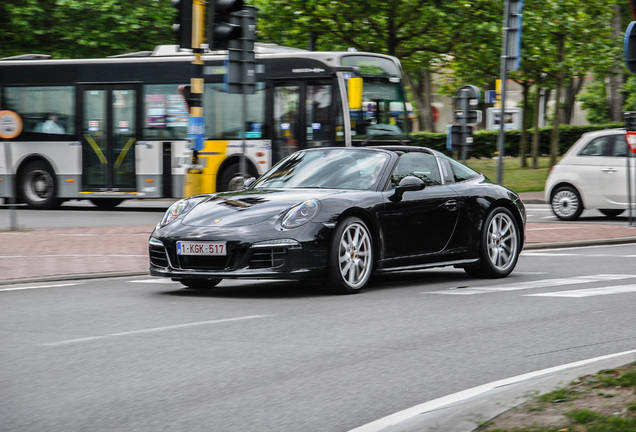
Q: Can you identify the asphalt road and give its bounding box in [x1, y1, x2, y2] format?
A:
[2, 242, 636, 431]
[4, 200, 636, 230]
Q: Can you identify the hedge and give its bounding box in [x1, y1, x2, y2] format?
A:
[409, 123, 624, 158]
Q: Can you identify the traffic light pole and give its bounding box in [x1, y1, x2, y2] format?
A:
[190, 0, 206, 168]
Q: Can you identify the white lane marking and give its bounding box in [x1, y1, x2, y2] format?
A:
[527, 284, 636, 298]
[524, 252, 636, 257]
[347, 349, 636, 432]
[0, 283, 79, 292]
[425, 274, 636, 295]
[41, 315, 271, 347]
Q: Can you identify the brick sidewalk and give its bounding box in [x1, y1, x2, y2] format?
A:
[1, 222, 636, 284]
[0, 225, 155, 282]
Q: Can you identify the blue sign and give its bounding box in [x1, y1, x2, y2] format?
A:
[625, 21, 636, 74]
[486, 90, 498, 104]
[188, 116, 205, 151]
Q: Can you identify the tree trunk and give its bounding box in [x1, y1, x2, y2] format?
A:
[550, 33, 566, 167]
[422, 69, 435, 132]
[531, 85, 541, 169]
[609, 4, 624, 121]
[519, 81, 530, 167]
[404, 69, 434, 132]
[563, 78, 585, 124]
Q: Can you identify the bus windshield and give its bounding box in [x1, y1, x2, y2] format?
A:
[342, 55, 409, 143]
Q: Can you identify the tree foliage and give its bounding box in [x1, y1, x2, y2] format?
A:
[0, 0, 175, 58]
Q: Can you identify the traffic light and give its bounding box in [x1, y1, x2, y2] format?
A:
[503, 0, 523, 71]
[625, 111, 636, 132]
[172, 0, 193, 49]
[208, 0, 244, 50]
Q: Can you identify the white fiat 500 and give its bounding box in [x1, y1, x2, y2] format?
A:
[545, 129, 632, 221]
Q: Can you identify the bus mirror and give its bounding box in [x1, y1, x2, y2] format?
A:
[178, 85, 192, 108]
[348, 77, 363, 110]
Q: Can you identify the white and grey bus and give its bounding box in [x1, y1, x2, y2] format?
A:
[0, 44, 410, 209]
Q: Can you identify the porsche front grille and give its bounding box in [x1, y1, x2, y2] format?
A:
[249, 247, 288, 269]
[149, 245, 169, 268]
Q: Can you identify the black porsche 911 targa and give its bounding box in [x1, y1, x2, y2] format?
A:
[149, 146, 526, 294]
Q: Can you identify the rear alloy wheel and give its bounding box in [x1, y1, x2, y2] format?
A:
[328, 217, 373, 294]
[551, 186, 583, 221]
[19, 160, 60, 209]
[179, 279, 222, 290]
[465, 207, 521, 278]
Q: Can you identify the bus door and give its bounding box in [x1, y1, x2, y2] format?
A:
[270, 80, 337, 162]
[80, 84, 139, 191]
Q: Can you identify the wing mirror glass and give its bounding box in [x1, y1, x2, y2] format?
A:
[243, 177, 256, 189]
[390, 175, 425, 202]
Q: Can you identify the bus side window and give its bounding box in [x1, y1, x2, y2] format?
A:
[5, 86, 74, 137]
[204, 82, 266, 140]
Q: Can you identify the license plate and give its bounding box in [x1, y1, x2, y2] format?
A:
[176, 241, 227, 256]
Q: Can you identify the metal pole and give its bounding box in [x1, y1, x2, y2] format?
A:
[241, 90, 247, 182]
[4, 143, 18, 230]
[496, 0, 511, 186]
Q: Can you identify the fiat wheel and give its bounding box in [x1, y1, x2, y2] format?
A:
[328, 216, 374, 294]
[551, 186, 583, 221]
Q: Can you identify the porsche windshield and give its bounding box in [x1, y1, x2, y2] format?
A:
[252, 149, 389, 190]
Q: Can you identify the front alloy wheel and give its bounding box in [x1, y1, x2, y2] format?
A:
[551, 186, 583, 221]
[465, 207, 521, 278]
[328, 217, 374, 294]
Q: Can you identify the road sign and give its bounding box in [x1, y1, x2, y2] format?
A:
[454, 110, 482, 125]
[627, 131, 636, 153]
[625, 21, 636, 74]
[485, 90, 498, 104]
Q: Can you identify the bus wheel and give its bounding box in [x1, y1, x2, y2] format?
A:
[90, 198, 124, 209]
[19, 160, 61, 210]
[219, 164, 247, 191]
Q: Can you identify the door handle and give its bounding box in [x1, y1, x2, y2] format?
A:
[444, 200, 458, 211]
[602, 168, 617, 173]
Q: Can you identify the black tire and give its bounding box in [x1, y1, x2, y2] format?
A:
[327, 216, 374, 294]
[218, 164, 248, 192]
[179, 279, 222, 290]
[464, 207, 521, 279]
[550, 185, 583, 221]
[18, 160, 61, 210]
[599, 209, 624, 218]
[90, 198, 124, 209]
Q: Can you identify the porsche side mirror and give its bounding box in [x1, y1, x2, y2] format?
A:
[390, 176, 425, 202]
[243, 177, 256, 189]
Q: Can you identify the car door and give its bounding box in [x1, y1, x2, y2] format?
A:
[600, 134, 633, 207]
[380, 152, 460, 262]
[567, 134, 615, 208]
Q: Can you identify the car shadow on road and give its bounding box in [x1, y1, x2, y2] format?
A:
[158, 269, 474, 299]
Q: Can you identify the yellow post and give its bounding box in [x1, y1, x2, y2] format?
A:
[184, 0, 206, 197]
[495, 79, 502, 108]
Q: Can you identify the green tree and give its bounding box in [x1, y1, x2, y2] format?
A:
[0, 0, 175, 59]
[253, 0, 498, 131]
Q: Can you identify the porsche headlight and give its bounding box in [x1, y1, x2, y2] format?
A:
[281, 199, 321, 229]
[160, 199, 189, 227]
